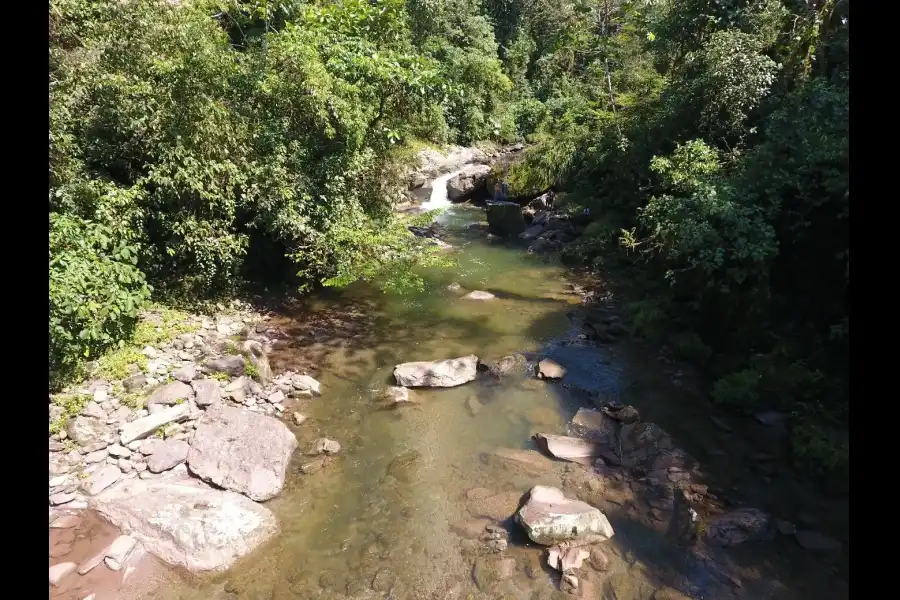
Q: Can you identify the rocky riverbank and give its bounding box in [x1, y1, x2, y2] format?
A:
[48, 303, 342, 596]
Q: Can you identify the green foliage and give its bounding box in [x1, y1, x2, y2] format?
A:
[711, 369, 761, 410]
[49, 394, 91, 435]
[244, 361, 259, 380]
[670, 330, 712, 365]
[49, 213, 152, 380]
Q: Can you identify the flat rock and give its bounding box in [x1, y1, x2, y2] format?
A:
[147, 381, 194, 406]
[83, 465, 122, 496]
[393, 354, 479, 388]
[66, 417, 113, 446]
[795, 530, 842, 551]
[148, 439, 190, 473]
[120, 403, 189, 445]
[516, 485, 615, 546]
[204, 355, 245, 376]
[89, 478, 278, 573]
[486, 448, 555, 476]
[192, 379, 222, 407]
[462, 290, 496, 301]
[82, 401, 107, 420]
[537, 358, 566, 379]
[172, 364, 197, 383]
[188, 404, 297, 501]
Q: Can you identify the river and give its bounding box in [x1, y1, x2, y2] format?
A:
[146, 201, 848, 600]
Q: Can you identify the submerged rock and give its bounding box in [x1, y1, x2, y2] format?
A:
[472, 555, 516, 591]
[90, 478, 278, 572]
[537, 358, 566, 380]
[795, 530, 842, 551]
[311, 438, 341, 455]
[393, 355, 479, 388]
[462, 290, 496, 301]
[187, 404, 297, 501]
[382, 386, 411, 405]
[516, 485, 615, 546]
[486, 353, 527, 378]
[485, 448, 555, 477]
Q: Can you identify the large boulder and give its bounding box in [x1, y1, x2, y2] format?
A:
[447, 164, 492, 201]
[516, 485, 614, 546]
[89, 478, 278, 573]
[187, 404, 297, 501]
[393, 355, 479, 388]
[486, 201, 526, 237]
[241, 340, 273, 385]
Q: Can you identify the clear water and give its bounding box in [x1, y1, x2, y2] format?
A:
[146, 205, 848, 600]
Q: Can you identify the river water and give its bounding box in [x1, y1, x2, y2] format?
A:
[147, 203, 848, 600]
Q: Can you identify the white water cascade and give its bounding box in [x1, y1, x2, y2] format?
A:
[418, 168, 466, 211]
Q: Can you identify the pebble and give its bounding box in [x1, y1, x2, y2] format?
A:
[292, 412, 308, 426]
[108, 444, 132, 458]
[49, 562, 77, 586]
[83, 449, 109, 463]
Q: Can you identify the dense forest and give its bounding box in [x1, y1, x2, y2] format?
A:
[49, 0, 848, 479]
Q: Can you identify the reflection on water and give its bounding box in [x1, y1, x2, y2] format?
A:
[150, 205, 848, 600]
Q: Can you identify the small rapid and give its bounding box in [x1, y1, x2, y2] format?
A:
[418, 168, 466, 211]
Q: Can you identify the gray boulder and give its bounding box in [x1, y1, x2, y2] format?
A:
[187, 404, 297, 501]
[486, 201, 526, 237]
[148, 439, 190, 473]
[192, 379, 222, 407]
[89, 478, 278, 573]
[146, 381, 194, 406]
[516, 485, 614, 546]
[393, 355, 479, 388]
[447, 164, 492, 201]
[204, 355, 245, 376]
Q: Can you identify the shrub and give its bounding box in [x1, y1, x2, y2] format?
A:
[710, 369, 761, 410]
[670, 330, 713, 365]
[49, 214, 152, 381]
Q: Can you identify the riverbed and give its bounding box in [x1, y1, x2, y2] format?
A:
[141, 203, 848, 600]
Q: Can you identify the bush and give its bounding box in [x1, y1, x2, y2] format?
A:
[49, 214, 152, 380]
[670, 330, 713, 365]
[710, 369, 761, 410]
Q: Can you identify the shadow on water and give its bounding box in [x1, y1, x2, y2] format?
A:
[150, 203, 847, 600]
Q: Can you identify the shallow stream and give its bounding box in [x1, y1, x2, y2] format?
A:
[148, 204, 848, 600]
